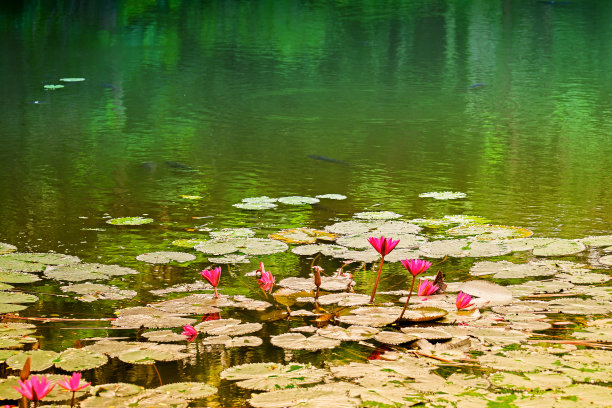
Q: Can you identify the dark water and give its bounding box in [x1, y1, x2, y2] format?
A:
[0, 0, 611, 404]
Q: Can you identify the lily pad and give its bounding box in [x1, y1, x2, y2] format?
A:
[124, 389, 189, 407]
[44, 84, 64, 90]
[457, 280, 513, 306]
[208, 253, 250, 264]
[2, 252, 81, 265]
[155, 382, 217, 399]
[336, 307, 400, 327]
[579, 235, 612, 247]
[291, 243, 348, 257]
[118, 349, 181, 364]
[60, 283, 137, 301]
[106, 216, 153, 225]
[44, 263, 138, 281]
[354, 211, 402, 220]
[194, 318, 242, 334]
[248, 384, 361, 408]
[316, 293, 370, 306]
[470, 260, 559, 279]
[0, 242, 17, 254]
[221, 362, 328, 390]
[89, 382, 144, 397]
[142, 330, 187, 343]
[532, 239, 586, 256]
[324, 220, 379, 235]
[269, 227, 338, 244]
[270, 333, 341, 351]
[316, 194, 347, 200]
[397, 307, 449, 323]
[135, 251, 196, 264]
[111, 313, 197, 329]
[278, 196, 320, 205]
[400, 327, 452, 341]
[0, 303, 28, 313]
[55, 348, 108, 371]
[233, 202, 277, 210]
[241, 238, 290, 255]
[446, 224, 533, 240]
[0, 257, 46, 272]
[194, 239, 241, 255]
[374, 331, 418, 345]
[149, 281, 213, 295]
[599, 254, 612, 266]
[241, 196, 278, 204]
[209, 228, 256, 239]
[418, 239, 511, 258]
[60, 77, 86, 82]
[419, 191, 466, 200]
[0, 291, 38, 303]
[316, 325, 379, 341]
[225, 336, 264, 347]
[5, 349, 60, 371]
[171, 238, 208, 248]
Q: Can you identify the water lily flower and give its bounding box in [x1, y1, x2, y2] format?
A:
[14, 375, 55, 403]
[368, 236, 400, 256]
[417, 278, 439, 296]
[456, 291, 474, 310]
[57, 372, 90, 408]
[257, 262, 275, 294]
[398, 259, 433, 320]
[201, 266, 222, 298]
[368, 236, 400, 303]
[182, 325, 198, 341]
[401, 259, 432, 277]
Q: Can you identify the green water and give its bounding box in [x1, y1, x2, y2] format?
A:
[0, 0, 611, 405]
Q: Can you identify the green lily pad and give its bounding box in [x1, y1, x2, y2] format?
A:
[336, 307, 401, 327]
[233, 202, 277, 210]
[208, 253, 250, 264]
[89, 382, 144, 397]
[124, 389, 190, 407]
[532, 239, 586, 256]
[291, 243, 348, 257]
[419, 191, 466, 200]
[118, 349, 180, 364]
[0, 303, 29, 313]
[316, 325, 379, 341]
[354, 211, 402, 220]
[400, 327, 452, 341]
[470, 260, 559, 279]
[248, 383, 362, 408]
[44, 84, 64, 90]
[271, 333, 341, 351]
[579, 235, 612, 247]
[397, 307, 449, 323]
[599, 254, 612, 266]
[44, 263, 138, 282]
[0, 242, 17, 254]
[278, 196, 320, 205]
[0, 291, 38, 303]
[171, 238, 208, 248]
[315, 293, 370, 306]
[84, 340, 186, 360]
[194, 318, 241, 334]
[478, 350, 561, 372]
[142, 330, 187, 343]
[457, 280, 513, 306]
[106, 216, 153, 225]
[446, 224, 533, 240]
[269, 227, 338, 244]
[5, 349, 60, 371]
[209, 228, 256, 239]
[324, 220, 379, 235]
[221, 362, 329, 390]
[155, 382, 217, 399]
[374, 331, 418, 345]
[507, 280, 574, 296]
[241, 196, 278, 204]
[418, 239, 511, 258]
[225, 336, 264, 347]
[60, 77, 86, 82]
[55, 348, 108, 371]
[0, 257, 46, 272]
[194, 239, 241, 255]
[60, 283, 137, 301]
[316, 194, 347, 200]
[240, 238, 289, 255]
[2, 252, 81, 265]
[135, 251, 196, 264]
[111, 313, 197, 329]
[0, 376, 24, 399]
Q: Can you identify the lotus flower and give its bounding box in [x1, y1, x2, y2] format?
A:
[456, 291, 474, 310]
[257, 262, 275, 294]
[398, 259, 433, 320]
[368, 236, 400, 256]
[401, 259, 432, 277]
[182, 325, 198, 341]
[201, 266, 222, 298]
[417, 279, 439, 296]
[14, 375, 55, 403]
[57, 372, 90, 407]
[368, 236, 400, 303]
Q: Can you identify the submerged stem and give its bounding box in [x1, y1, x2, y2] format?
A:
[369, 256, 385, 303]
[398, 276, 417, 320]
[153, 362, 163, 386]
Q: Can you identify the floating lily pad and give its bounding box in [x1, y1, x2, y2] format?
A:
[89, 382, 144, 397]
[446, 224, 533, 240]
[532, 239, 586, 256]
[210, 228, 256, 239]
[155, 382, 217, 399]
[153, 293, 229, 314]
[397, 307, 448, 323]
[240, 238, 290, 255]
[470, 260, 558, 279]
[316, 293, 370, 306]
[400, 327, 452, 341]
[316, 194, 347, 200]
[478, 350, 560, 372]
[337, 307, 400, 327]
[6, 349, 60, 371]
[557, 271, 610, 284]
[171, 238, 208, 248]
[336, 248, 380, 263]
[418, 239, 511, 258]
[111, 313, 197, 329]
[271, 333, 341, 351]
[269, 227, 338, 244]
[374, 331, 418, 345]
[571, 327, 612, 342]
[60, 283, 137, 301]
[221, 362, 328, 390]
[278, 196, 320, 205]
[208, 253, 250, 264]
[291, 243, 348, 257]
[55, 348, 108, 371]
[194, 318, 241, 333]
[241, 196, 278, 204]
[123, 389, 189, 407]
[336, 233, 425, 249]
[599, 254, 612, 266]
[0, 291, 38, 303]
[316, 325, 379, 341]
[60, 77, 85, 82]
[142, 330, 187, 343]
[0, 257, 46, 272]
[354, 211, 402, 220]
[457, 280, 513, 306]
[580, 235, 612, 247]
[44, 263, 138, 281]
[0, 303, 28, 313]
[248, 384, 361, 408]
[369, 221, 422, 235]
[233, 202, 277, 210]
[0, 242, 17, 254]
[507, 280, 575, 296]
[2, 252, 80, 265]
[118, 349, 180, 364]
[106, 216, 153, 225]
[419, 191, 466, 200]
[209, 322, 262, 336]
[226, 336, 264, 347]
[44, 84, 64, 90]
[324, 220, 379, 235]
[149, 281, 213, 296]
[136, 251, 196, 264]
[194, 239, 241, 255]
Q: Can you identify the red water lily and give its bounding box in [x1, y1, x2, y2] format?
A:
[398, 259, 433, 320]
[368, 236, 400, 303]
[57, 372, 90, 408]
[201, 266, 222, 298]
[14, 375, 55, 404]
[456, 291, 474, 310]
[417, 278, 439, 296]
[182, 324, 198, 342]
[257, 262, 275, 294]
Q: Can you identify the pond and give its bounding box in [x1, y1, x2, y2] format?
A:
[0, 1, 611, 407]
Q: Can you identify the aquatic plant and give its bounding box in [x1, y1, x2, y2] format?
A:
[200, 267, 221, 298]
[456, 291, 474, 310]
[57, 372, 90, 407]
[257, 262, 275, 294]
[13, 375, 55, 406]
[416, 278, 438, 296]
[367, 236, 400, 303]
[398, 259, 432, 320]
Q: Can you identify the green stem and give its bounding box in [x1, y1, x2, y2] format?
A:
[398, 276, 417, 320]
[369, 256, 385, 303]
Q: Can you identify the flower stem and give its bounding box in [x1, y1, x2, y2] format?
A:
[398, 276, 417, 320]
[213, 287, 218, 298]
[369, 256, 385, 303]
[70, 391, 76, 408]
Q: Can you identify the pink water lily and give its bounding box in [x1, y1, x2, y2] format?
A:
[417, 279, 439, 296]
[368, 236, 400, 303]
[398, 259, 433, 320]
[368, 236, 400, 256]
[201, 266, 222, 298]
[57, 372, 90, 407]
[400, 259, 432, 277]
[257, 262, 275, 294]
[456, 291, 474, 310]
[14, 375, 55, 402]
[182, 325, 198, 341]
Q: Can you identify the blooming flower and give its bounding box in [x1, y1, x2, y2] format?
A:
[367, 236, 400, 257]
[57, 372, 90, 392]
[14, 375, 55, 402]
[417, 278, 439, 296]
[257, 262, 275, 294]
[401, 259, 432, 277]
[182, 325, 198, 341]
[201, 266, 222, 297]
[456, 291, 474, 310]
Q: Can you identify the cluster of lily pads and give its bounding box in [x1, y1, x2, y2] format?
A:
[0, 208, 611, 407]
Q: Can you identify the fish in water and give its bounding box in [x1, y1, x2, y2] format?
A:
[165, 161, 194, 170]
[307, 155, 351, 166]
[468, 83, 486, 90]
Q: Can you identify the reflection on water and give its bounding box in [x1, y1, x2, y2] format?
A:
[0, 0, 611, 404]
